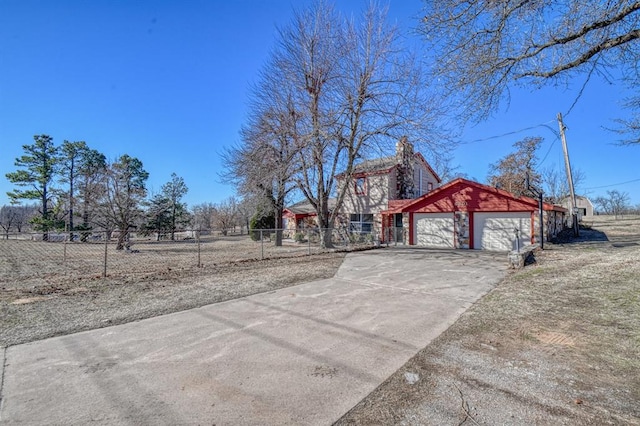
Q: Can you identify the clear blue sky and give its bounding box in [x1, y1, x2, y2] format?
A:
[1, 0, 638, 208]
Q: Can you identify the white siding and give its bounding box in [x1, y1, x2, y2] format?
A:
[340, 174, 391, 215]
[414, 213, 455, 248]
[473, 212, 531, 251]
[413, 161, 439, 197]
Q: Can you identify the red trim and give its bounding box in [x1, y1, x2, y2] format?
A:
[530, 212, 535, 244]
[354, 177, 366, 195]
[399, 178, 568, 214]
[469, 214, 475, 249]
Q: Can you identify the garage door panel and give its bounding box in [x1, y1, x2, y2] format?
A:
[415, 213, 454, 248]
[474, 212, 531, 251]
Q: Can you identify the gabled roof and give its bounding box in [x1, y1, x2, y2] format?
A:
[352, 156, 397, 174]
[284, 199, 337, 217]
[560, 195, 594, 207]
[383, 178, 567, 214]
[337, 152, 441, 181]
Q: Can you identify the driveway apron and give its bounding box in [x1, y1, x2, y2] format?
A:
[0, 248, 506, 425]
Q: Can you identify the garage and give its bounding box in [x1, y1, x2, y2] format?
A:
[473, 212, 531, 251]
[383, 178, 567, 251]
[414, 213, 454, 248]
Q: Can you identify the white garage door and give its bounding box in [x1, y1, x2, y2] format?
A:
[414, 213, 455, 248]
[474, 212, 531, 251]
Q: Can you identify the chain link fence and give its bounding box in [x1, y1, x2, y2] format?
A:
[0, 228, 386, 289]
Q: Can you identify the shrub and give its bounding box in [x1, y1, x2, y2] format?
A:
[249, 208, 275, 241]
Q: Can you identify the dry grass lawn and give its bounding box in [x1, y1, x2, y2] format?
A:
[0, 234, 333, 291]
[0, 235, 349, 347]
[337, 215, 640, 425]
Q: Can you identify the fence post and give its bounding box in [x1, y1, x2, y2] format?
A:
[63, 238, 68, 263]
[197, 229, 201, 268]
[260, 229, 264, 260]
[308, 229, 311, 255]
[103, 231, 108, 278]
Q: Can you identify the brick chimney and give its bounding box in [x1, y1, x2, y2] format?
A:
[396, 136, 415, 199]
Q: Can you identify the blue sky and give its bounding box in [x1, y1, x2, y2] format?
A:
[1, 0, 638, 208]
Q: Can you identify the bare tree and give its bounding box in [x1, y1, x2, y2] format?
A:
[0, 205, 18, 239]
[594, 189, 630, 218]
[222, 100, 300, 246]
[488, 137, 543, 196]
[0, 205, 37, 238]
[212, 197, 238, 235]
[542, 165, 586, 204]
[613, 95, 640, 144]
[430, 151, 463, 182]
[95, 155, 149, 250]
[258, 2, 447, 247]
[192, 202, 216, 232]
[9, 204, 37, 233]
[420, 0, 640, 139]
[236, 195, 262, 235]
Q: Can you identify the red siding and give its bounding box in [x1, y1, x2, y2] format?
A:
[403, 179, 538, 214]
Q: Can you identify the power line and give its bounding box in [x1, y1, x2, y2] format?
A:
[584, 178, 640, 190]
[459, 120, 557, 145]
[538, 137, 558, 165]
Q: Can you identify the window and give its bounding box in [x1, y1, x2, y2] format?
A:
[349, 213, 374, 234]
[427, 182, 433, 191]
[354, 177, 366, 195]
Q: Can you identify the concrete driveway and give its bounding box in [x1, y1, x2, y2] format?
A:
[0, 248, 506, 425]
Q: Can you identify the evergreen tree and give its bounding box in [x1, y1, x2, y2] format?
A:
[6, 134, 60, 239]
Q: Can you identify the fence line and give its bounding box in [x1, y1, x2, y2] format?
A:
[1, 227, 408, 289]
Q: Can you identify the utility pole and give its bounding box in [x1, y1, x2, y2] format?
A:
[526, 173, 544, 250]
[557, 112, 579, 237]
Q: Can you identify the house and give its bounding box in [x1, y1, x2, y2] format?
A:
[382, 178, 567, 251]
[282, 199, 336, 235]
[560, 195, 594, 218]
[283, 138, 566, 251]
[335, 137, 442, 241]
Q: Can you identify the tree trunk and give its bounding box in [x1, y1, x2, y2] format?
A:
[116, 228, 127, 250]
[317, 201, 333, 249]
[275, 206, 284, 247]
[42, 186, 49, 241]
[319, 226, 333, 249]
[69, 158, 74, 241]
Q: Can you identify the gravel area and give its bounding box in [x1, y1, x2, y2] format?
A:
[1, 252, 346, 347]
